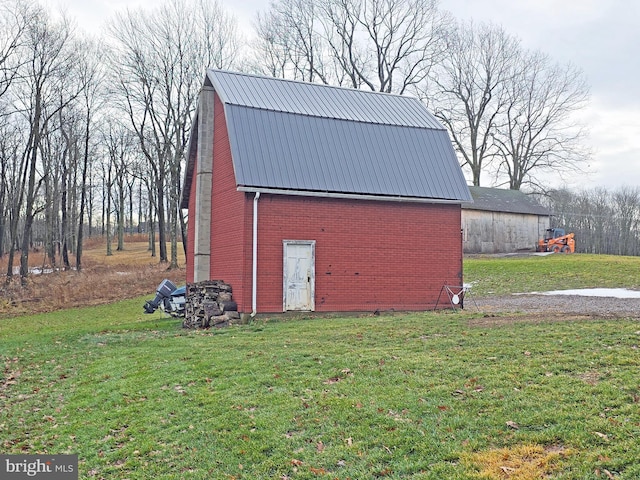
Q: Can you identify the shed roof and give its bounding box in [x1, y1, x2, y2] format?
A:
[462, 186, 550, 216]
[209, 69, 443, 129]
[182, 70, 471, 207]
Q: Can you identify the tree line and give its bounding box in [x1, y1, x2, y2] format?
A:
[0, 0, 240, 285]
[542, 187, 640, 257]
[0, 0, 594, 285]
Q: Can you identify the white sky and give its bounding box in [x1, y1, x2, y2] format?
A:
[61, 0, 639, 192]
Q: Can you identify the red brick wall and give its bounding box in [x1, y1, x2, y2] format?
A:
[253, 194, 463, 313]
[208, 93, 250, 309]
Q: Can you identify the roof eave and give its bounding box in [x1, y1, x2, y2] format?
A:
[238, 186, 469, 205]
[462, 203, 550, 215]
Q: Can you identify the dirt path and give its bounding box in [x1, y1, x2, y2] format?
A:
[471, 293, 640, 320]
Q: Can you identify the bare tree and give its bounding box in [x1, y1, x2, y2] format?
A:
[543, 187, 640, 256]
[107, 0, 242, 268]
[0, 117, 23, 260]
[253, 0, 451, 93]
[253, 8, 294, 78]
[40, 110, 64, 268]
[195, 0, 242, 70]
[253, 0, 333, 82]
[3, 112, 28, 280]
[428, 22, 519, 186]
[11, 10, 81, 285]
[323, 0, 451, 93]
[101, 120, 137, 253]
[612, 187, 640, 256]
[0, 120, 10, 256]
[493, 50, 590, 190]
[99, 153, 115, 256]
[74, 40, 105, 272]
[0, 0, 37, 275]
[56, 102, 83, 270]
[0, 0, 35, 100]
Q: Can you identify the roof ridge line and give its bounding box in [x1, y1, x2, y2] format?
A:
[208, 68, 421, 102]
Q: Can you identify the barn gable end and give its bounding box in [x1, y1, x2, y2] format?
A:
[182, 70, 472, 315]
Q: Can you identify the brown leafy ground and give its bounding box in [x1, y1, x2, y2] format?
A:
[0, 235, 186, 318]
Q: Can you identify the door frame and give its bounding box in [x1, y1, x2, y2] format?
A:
[282, 240, 316, 312]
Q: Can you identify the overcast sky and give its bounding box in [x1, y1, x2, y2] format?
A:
[64, 0, 639, 191]
[438, 0, 640, 192]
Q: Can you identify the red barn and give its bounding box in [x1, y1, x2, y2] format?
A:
[181, 70, 472, 316]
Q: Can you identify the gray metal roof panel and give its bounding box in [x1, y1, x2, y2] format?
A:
[226, 106, 472, 201]
[463, 186, 550, 215]
[208, 69, 443, 129]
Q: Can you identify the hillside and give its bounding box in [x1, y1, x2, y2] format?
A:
[0, 235, 186, 318]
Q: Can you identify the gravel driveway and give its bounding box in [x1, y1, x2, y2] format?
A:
[470, 293, 640, 319]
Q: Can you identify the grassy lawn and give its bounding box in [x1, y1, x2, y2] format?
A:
[1, 254, 639, 479]
[464, 253, 640, 296]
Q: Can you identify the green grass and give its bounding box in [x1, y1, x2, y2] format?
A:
[464, 253, 640, 296]
[1, 256, 640, 479]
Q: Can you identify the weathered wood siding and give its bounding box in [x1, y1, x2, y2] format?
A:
[462, 210, 549, 254]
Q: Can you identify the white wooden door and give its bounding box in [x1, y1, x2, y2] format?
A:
[283, 241, 315, 311]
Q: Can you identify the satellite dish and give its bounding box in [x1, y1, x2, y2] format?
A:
[452, 294, 460, 305]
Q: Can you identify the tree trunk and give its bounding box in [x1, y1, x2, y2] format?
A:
[75, 109, 90, 271]
[44, 174, 55, 268]
[5, 186, 25, 283]
[137, 179, 143, 234]
[87, 163, 93, 238]
[128, 180, 134, 237]
[61, 156, 71, 270]
[117, 178, 125, 251]
[170, 204, 178, 269]
[156, 178, 167, 262]
[0, 169, 6, 258]
[20, 95, 42, 286]
[106, 164, 112, 256]
[148, 195, 156, 257]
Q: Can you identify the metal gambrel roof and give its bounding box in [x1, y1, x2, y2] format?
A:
[463, 186, 550, 215]
[208, 69, 443, 130]
[203, 69, 472, 202]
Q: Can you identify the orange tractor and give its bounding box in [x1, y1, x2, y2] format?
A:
[536, 228, 575, 253]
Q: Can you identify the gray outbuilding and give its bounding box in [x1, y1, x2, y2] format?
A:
[462, 187, 551, 254]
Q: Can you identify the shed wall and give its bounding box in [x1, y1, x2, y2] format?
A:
[186, 88, 466, 314]
[185, 92, 251, 305]
[251, 194, 463, 313]
[208, 93, 250, 309]
[462, 210, 549, 253]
